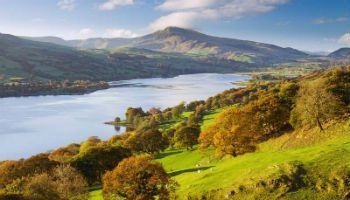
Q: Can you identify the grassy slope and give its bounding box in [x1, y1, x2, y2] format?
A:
[89, 110, 350, 199]
[155, 119, 350, 199]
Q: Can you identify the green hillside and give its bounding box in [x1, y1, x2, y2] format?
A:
[2, 66, 349, 200]
[89, 66, 350, 199]
[26, 27, 315, 67]
[155, 119, 350, 199]
[89, 117, 350, 200]
[0, 34, 237, 83]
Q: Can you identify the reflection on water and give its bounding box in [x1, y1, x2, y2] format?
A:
[0, 73, 250, 160]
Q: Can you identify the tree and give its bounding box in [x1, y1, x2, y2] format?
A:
[103, 155, 174, 200]
[171, 102, 185, 119]
[213, 128, 255, 156]
[79, 136, 101, 153]
[23, 173, 59, 200]
[163, 128, 176, 148]
[49, 144, 80, 162]
[147, 107, 161, 115]
[324, 66, 350, 105]
[0, 154, 58, 189]
[72, 145, 131, 184]
[199, 94, 291, 156]
[53, 165, 89, 200]
[186, 100, 205, 111]
[124, 129, 168, 154]
[19, 165, 89, 200]
[174, 125, 200, 150]
[290, 80, 344, 131]
[125, 107, 146, 124]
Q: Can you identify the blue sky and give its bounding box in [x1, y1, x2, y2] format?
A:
[0, 0, 349, 52]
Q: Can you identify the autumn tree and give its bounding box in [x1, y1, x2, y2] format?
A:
[49, 143, 80, 162]
[199, 94, 291, 156]
[147, 107, 161, 115]
[125, 107, 146, 124]
[186, 100, 205, 111]
[20, 165, 89, 200]
[0, 154, 58, 189]
[124, 129, 168, 154]
[103, 155, 174, 200]
[23, 173, 59, 200]
[290, 80, 344, 131]
[53, 165, 89, 200]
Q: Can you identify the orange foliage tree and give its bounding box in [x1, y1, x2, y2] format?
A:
[103, 155, 175, 200]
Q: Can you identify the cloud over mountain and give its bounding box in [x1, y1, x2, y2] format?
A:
[99, 0, 134, 10]
[150, 0, 289, 31]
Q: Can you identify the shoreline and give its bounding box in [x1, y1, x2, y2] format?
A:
[0, 72, 251, 99]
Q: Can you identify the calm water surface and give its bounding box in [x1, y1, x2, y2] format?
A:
[0, 73, 249, 160]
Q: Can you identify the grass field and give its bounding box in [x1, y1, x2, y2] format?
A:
[154, 119, 350, 199]
[89, 112, 350, 199]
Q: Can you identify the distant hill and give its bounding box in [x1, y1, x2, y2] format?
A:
[25, 27, 310, 66]
[0, 33, 238, 82]
[329, 48, 350, 59]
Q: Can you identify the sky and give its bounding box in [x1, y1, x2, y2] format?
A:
[0, 0, 349, 52]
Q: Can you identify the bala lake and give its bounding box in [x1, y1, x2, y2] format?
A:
[0, 73, 250, 160]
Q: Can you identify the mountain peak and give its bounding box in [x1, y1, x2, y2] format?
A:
[156, 27, 200, 36]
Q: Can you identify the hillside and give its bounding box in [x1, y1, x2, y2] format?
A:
[25, 27, 311, 66]
[87, 66, 350, 200]
[153, 119, 350, 199]
[329, 48, 350, 59]
[1, 66, 349, 199]
[0, 33, 236, 83]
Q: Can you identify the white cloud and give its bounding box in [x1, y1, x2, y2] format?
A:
[149, 12, 204, 31]
[105, 29, 138, 38]
[338, 33, 350, 46]
[156, 0, 217, 11]
[58, 0, 75, 11]
[99, 0, 134, 10]
[150, 0, 289, 31]
[313, 17, 347, 25]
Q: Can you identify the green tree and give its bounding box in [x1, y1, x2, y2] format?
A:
[174, 125, 200, 150]
[72, 145, 131, 184]
[171, 102, 185, 119]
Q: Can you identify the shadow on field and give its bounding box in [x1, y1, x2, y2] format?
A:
[169, 166, 214, 176]
[156, 150, 183, 159]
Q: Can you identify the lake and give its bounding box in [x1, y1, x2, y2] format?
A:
[0, 73, 250, 160]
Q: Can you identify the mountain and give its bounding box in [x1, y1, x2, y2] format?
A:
[131, 27, 309, 64]
[26, 27, 309, 66]
[329, 48, 350, 59]
[0, 33, 236, 82]
[22, 36, 68, 46]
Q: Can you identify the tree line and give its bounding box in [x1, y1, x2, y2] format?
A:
[0, 80, 109, 97]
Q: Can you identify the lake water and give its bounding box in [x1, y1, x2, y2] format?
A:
[0, 73, 250, 160]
